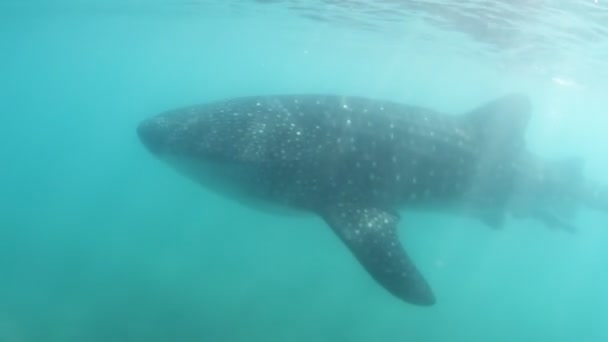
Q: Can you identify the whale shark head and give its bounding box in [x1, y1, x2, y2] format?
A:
[138, 102, 245, 161]
[137, 101, 277, 202]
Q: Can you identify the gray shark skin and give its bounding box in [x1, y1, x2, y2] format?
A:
[137, 94, 605, 306]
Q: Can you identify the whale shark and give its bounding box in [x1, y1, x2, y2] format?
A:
[137, 93, 607, 306]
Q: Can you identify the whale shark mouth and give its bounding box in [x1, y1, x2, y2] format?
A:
[138, 117, 169, 155]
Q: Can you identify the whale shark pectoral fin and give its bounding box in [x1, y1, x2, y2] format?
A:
[321, 205, 435, 306]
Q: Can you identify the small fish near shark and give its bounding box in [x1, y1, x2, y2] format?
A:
[137, 93, 608, 306]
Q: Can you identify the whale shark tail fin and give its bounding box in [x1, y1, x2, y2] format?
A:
[463, 93, 532, 149]
[321, 204, 435, 306]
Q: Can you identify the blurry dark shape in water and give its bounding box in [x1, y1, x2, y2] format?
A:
[137, 93, 608, 306]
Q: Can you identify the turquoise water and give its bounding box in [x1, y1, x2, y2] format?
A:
[1, 1, 608, 340]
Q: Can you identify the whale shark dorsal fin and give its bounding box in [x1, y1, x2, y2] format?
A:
[463, 93, 532, 145]
[321, 204, 435, 306]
